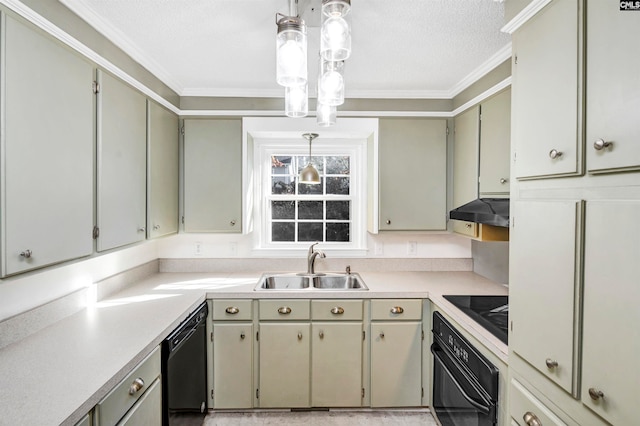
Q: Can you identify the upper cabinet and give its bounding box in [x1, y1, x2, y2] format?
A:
[96, 70, 148, 251]
[452, 106, 480, 238]
[1, 15, 94, 276]
[183, 119, 242, 233]
[147, 101, 179, 239]
[377, 118, 447, 231]
[585, 2, 640, 174]
[479, 88, 511, 195]
[512, 0, 582, 179]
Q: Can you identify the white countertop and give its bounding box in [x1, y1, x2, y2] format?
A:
[0, 271, 507, 426]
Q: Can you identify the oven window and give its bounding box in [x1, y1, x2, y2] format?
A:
[431, 344, 496, 426]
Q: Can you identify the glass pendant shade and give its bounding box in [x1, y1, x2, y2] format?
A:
[276, 15, 308, 87]
[316, 102, 336, 127]
[318, 59, 344, 106]
[300, 133, 320, 184]
[321, 0, 351, 61]
[285, 84, 308, 117]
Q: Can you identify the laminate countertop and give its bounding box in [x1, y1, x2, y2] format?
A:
[0, 271, 507, 426]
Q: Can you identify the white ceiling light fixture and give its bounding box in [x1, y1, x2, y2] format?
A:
[299, 133, 321, 184]
[276, 13, 307, 88]
[318, 58, 345, 106]
[321, 0, 352, 62]
[285, 84, 309, 117]
[316, 102, 337, 127]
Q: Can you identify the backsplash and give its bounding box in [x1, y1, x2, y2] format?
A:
[471, 240, 509, 284]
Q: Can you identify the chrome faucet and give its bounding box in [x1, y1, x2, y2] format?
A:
[307, 242, 326, 275]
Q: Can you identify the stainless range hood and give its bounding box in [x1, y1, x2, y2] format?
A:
[449, 198, 510, 228]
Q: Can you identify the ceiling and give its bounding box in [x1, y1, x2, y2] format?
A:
[59, 0, 512, 99]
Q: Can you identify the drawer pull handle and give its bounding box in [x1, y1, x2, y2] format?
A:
[523, 411, 542, 426]
[500, 178, 508, 184]
[129, 378, 145, 395]
[588, 388, 605, 401]
[379, 331, 385, 339]
[390, 306, 404, 314]
[593, 139, 612, 151]
[278, 306, 292, 315]
[230, 220, 236, 226]
[20, 250, 32, 259]
[319, 330, 324, 339]
[545, 358, 558, 369]
[549, 149, 562, 159]
[298, 332, 303, 340]
[331, 306, 345, 315]
[225, 306, 240, 314]
[465, 223, 472, 228]
[386, 219, 391, 225]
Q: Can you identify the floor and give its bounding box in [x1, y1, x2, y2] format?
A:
[200, 409, 439, 426]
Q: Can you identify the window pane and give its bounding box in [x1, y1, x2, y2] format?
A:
[326, 223, 350, 242]
[272, 176, 295, 194]
[326, 177, 350, 195]
[326, 156, 350, 174]
[272, 155, 294, 174]
[326, 201, 350, 220]
[298, 201, 323, 219]
[297, 156, 324, 173]
[298, 222, 323, 241]
[272, 201, 295, 219]
[272, 222, 295, 241]
[298, 179, 324, 195]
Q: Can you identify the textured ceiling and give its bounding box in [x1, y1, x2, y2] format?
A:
[59, 0, 512, 98]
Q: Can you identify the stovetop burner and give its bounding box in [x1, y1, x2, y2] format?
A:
[443, 295, 508, 345]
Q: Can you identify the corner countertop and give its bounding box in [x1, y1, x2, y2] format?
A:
[0, 271, 507, 426]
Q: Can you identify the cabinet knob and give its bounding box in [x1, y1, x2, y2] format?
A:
[20, 250, 32, 259]
[549, 149, 563, 159]
[386, 219, 391, 225]
[240, 332, 245, 340]
[500, 178, 508, 184]
[278, 306, 292, 315]
[465, 223, 472, 228]
[523, 411, 542, 426]
[230, 220, 236, 226]
[330, 306, 345, 315]
[225, 306, 240, 314]
[545, 358, 558, 370]
[390, 306, 404, 314]
[593, 139, 613, 151]
[138, 227, 146, 233]
[379, 331, 385, 339]
[153, 225, 160, 230]
[319, 330, 324, 339]
[297, 332, 303, 340]
[128, 378, 145, 395]
[588, 387, 605, 401]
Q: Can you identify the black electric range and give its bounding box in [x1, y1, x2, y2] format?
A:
[443, 295, 508, 345]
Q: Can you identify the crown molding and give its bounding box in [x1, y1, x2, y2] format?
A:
[501, 0, 553, 34]
[451, 76, 512, 117]
[448, 42, 512, 97]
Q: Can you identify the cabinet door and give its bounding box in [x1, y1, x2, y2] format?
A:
[212, 323, 253, 409]
[452, 106, 479, 238]
[510, 200, 582, 395]
[479, 88, 511, 194]
[311, 322, 362, 407]
[378, 118, 447, 231]
[3, 15, 94, 275]
[512, 0, 582, 179]
[97, 70, 147, 251]
[183, 119, 242, 232]
[586, 2, 640, 174]
[370, 322, 422, 407]
[118, 378, 162, 426]
[259, 323, 310, 408]
[581, 200, 640, 425]
[147, 101, 179, 238]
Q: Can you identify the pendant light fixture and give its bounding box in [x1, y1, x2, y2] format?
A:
[285, 83, 308, 117]
[321, 0, 351, 61]
[316, 102, 336, 127]
[276, 13, 307, 88]
[299, 133, 320, 184]
[318, 58, 345, 106]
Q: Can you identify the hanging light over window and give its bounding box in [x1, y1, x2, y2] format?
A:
[318, 59, 345, 106]
[316, 102, 337, 127]
[299, 133, 320, 184]
[321, 0, 351, 62]
[276, 14, 308, 87]
[285, 84, 308, 117]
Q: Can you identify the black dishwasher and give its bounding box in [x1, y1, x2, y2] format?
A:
[162, 301, 208, 426]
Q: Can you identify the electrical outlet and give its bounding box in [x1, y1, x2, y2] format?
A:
[195, 242, 203, 256]
[375, 242, 384, 256]
[407, 241, 417, 256]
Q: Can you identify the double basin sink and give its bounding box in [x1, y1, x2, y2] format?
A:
[255, 272, 368, 291]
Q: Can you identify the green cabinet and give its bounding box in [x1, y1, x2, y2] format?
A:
[96, 70, 147, 251]
[377, 118, 447, 231]
[479, 88, 511, 195]
[147, 101, 179, 239]
[452, 106, 480, 238]
[183, 119, 242, 233]
[1, 14, 94, 276]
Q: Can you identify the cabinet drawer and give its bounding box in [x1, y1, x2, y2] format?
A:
[212, 299, 253, 320]
[97, 346, 161, 426]
[259, 299, 310, 320]
[510, 379, 568, 426]
[311, 300, 363, 321]
[371, 299, 422, 320]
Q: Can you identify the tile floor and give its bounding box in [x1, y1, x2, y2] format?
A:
[201, 409, 438, 425]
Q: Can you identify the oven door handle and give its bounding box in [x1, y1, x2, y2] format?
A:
[431, 344, 492, 415]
